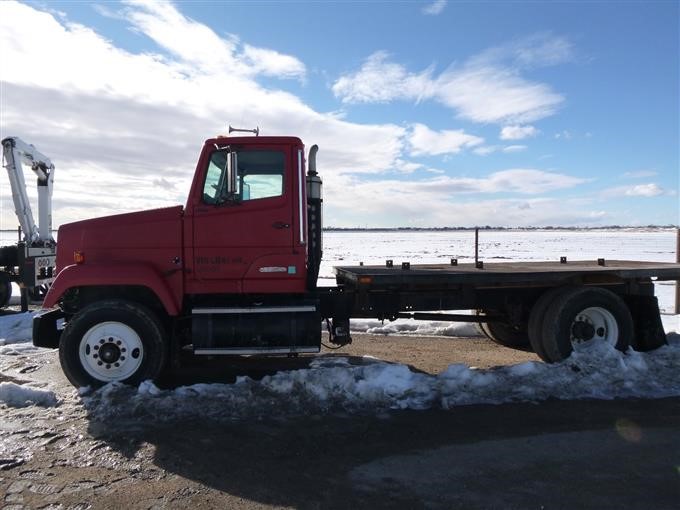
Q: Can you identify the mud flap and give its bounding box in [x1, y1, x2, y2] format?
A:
[624, 295, 667, 351]
[33, 308, 65, 348]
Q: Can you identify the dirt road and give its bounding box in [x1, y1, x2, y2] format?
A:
[1, 334, 679, 509]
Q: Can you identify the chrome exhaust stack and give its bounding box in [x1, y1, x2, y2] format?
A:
[306, 145, 322, 289]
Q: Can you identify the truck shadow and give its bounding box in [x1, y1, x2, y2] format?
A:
[155, 353, 323, 388]
[82, 359, 680, 509]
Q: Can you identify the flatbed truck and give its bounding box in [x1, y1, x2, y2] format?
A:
[32, 133, 680, 388]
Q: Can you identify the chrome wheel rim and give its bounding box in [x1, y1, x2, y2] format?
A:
[79, 321, 143, 382]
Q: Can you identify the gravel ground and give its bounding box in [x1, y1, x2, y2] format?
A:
[1, 332, 679, 510]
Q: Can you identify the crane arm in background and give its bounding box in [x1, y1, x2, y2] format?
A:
[2, 136, 55, 245]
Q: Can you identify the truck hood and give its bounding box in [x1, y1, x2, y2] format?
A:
[56, 206, 183, 271]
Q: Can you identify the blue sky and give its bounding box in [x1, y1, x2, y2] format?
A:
[0, 0, 678, 228]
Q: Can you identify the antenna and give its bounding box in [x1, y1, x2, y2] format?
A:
[228, 125, 259, 136]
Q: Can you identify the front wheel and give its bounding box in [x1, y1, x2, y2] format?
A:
[59, 300, 167, 388]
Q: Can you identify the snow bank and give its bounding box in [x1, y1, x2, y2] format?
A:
[0, 312, 34, 345]
[82, 336, 680, 423]
[351, 318, 481, 337]
[0, 382, 59, 408]
[661, 314, 679, 335]
[0, 343, 42, 359]
[439, 339, 680, 407]
[353, 314, 678, 338]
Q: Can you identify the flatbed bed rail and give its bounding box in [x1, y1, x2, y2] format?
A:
[334, 260, 680, 290]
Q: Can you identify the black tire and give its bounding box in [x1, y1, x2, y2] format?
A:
[59, 300, 167, 388]
[539, 287, 633, 363]
[0, 272, 11, 308]
[479, 320, 531, 350]
[528, 287, 569, 362]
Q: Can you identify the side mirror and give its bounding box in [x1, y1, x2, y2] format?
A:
[226, 151, 238, 195]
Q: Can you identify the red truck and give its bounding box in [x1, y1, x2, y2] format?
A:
[33, 133, 680, 388]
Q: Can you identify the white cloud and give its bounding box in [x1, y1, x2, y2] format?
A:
[152, 177, 176, 190]
[602, 183, 672, 198]
[500, 125, 538, 140]
[625, 184, 666, 197]
[434, 66, 563, 124]
[502, 145, 527, 153]
[332, 51, 433, 103]
[623, 170, 658, 179]
[473, 146, 500, 156]
[326, 173, 598, 228]
[392, 159, 425, 174]
[554, 130, 572, 140]
[409, 124, 484, 156]
[343, 169, 587, 197]
[120, 0, 306, 80]
[515, 34, 572, 66]
[474, 169, 586, 194]
[476, 33, 574, 69]
[422, 0, 447, 15]
[242, 44, 307, 80]
[332, 35, 567, 124]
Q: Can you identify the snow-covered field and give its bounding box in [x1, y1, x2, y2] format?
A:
[0, 229, 679, 417]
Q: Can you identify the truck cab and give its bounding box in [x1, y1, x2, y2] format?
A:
[37, 134, 326, 387]
[184, 136, 309, 295]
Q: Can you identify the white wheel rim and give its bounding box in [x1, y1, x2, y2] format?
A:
[79, 321, 144, 382]
[570, 306, 618, 348]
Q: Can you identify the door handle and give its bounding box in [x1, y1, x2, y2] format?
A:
[272, 221, 290, 229]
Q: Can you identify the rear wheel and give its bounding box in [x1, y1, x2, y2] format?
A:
[59, 300, 167, 388]
[534, 287, 633, 363]
[528, 287, 567, 361]
[0, 273, 11, 308]
[479, 319, 530, 350]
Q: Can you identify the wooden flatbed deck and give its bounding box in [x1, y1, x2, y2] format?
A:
[333, 260, 680, 289]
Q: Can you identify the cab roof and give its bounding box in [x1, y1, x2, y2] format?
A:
[204, 136, 303, 146]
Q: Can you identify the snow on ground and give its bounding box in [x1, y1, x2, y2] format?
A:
[0, 312, 57, 405]
[352, 314, 678, 338]
[350, 317, 481, 337]
[0, 382, 59, 408]
[82, 336, 680, 423]
[0, 312, 33, 346]
[0, 313, 43, 374]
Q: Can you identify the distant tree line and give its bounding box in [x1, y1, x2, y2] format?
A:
[324, 225, 679, 232]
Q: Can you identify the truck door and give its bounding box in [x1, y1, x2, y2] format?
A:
[191, 144, 302, 292]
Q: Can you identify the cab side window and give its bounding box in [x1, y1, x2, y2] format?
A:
[238, 151, 284, 201]
[202, 150, 284, 204]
